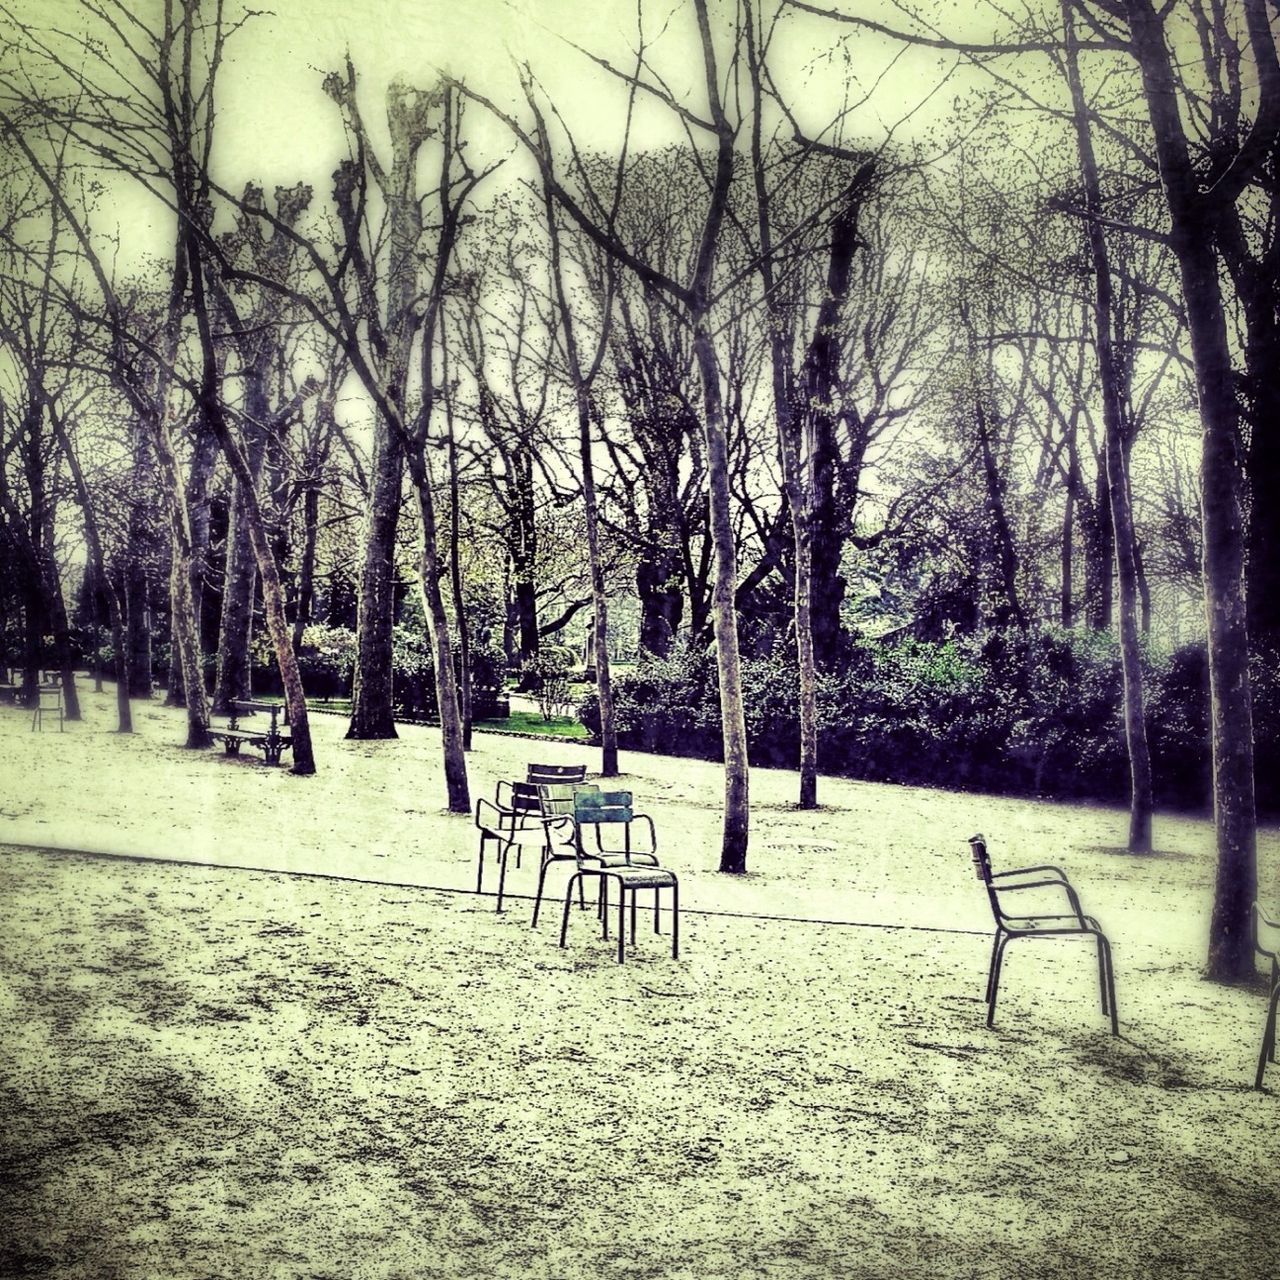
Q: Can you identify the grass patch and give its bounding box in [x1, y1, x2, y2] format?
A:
[295, 699, 588, 738]
[476, 709, 589, 738]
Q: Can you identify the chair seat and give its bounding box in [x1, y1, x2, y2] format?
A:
[1003, 913, 1104, 934]
[592, 866, 676, 890]
[493, 824, 572, 848]
[589, 851, 660, 869]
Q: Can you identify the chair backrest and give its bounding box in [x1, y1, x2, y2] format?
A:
[574, 788, 633, 826]
[536, 781, 581, 819]
[968, 834, 992, 884]
[527, 762, 587, 787]
[572, 788, 635, 861]
[967, 834, 1003, 921]
[509, 781, 543, 816]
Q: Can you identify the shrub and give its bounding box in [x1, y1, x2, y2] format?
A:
[582, 627, 1226, 809]
[523, 645, 576, 721]
[294, 624, 357, 700]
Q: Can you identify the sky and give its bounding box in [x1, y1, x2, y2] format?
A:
[47, 0, 1013, 246]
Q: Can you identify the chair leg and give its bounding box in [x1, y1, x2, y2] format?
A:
[532, 858, 552, 928]
[671, 880, 679, 959]
[617, 880, 626, 963]
[496, 843, 511, 913]
[1095, 932, 1118, 1035]
[559, 875, 580, 949]
[653, 887, 661, 934]
[1257, 982, 1280, 1089]
[985, 932, 1002, 1005]
[600, 877, 610, 938]
[630, 891, 638, 944]
[987, 936, 1011, 1028]
[476, 838, 487, 895]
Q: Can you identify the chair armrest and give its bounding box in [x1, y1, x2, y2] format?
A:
[476, 796, 517, 834]
[632, 812, 658, 856]
[993, 877, 1088, 927]
[495, 779, 515, 809]
[542, 813, 575, 843]
[1255, 902, 1280, 963]
[992, 863, 1071, 882]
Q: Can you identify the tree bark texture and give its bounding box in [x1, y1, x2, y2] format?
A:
[347, 424, 404, 738]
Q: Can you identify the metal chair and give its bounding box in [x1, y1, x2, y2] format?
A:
[531, 781, 660, 927]
[968, 834, 1117, 1035]
[31, 682, 63, 732]
[495, 762, 587, 813]
[474, 764, 587, 909]
[559, 789, 678, 963]
[1253, 903, 1280, 1089]
[474, 782, 576, 911]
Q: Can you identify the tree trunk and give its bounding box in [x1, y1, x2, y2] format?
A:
[974, 394, 1027, 629]
[1122, 0, 1256, 980]
[636, 554, 683, 657]
[409, 451, 470, 811]
[212, 412, 267, 714]
[151, 412, 211, 748]
[125, 556, 153, 697]
[186, 421, 220, 673]
[52, 410, 133, 734]
[1082, 473, 1114, 629]
[1063, 0, 1153, 852]
[442, 383, 472, 748]
[1244, 335, 1280, 644]
[1061, 462, 1075, 627]
[694, 323, 750, 871]
[578, 395, 619, 776]
[513, 574, 540, 672]
[347, 423, 404, 739]
[292, 483, 320, 653]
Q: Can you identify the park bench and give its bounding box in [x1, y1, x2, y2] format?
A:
[214, 699, 292, 766]
[968, 833, 1117, 1035]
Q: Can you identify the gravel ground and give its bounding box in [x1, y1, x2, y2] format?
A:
[2, 684, 1280, 1278]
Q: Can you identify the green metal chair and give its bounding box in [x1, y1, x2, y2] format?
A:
[531, 782, 659, 927]
[1253, 903, 1280, 1089]
[559, 789, 678, 963]
[968, 834, 1116, 1035]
